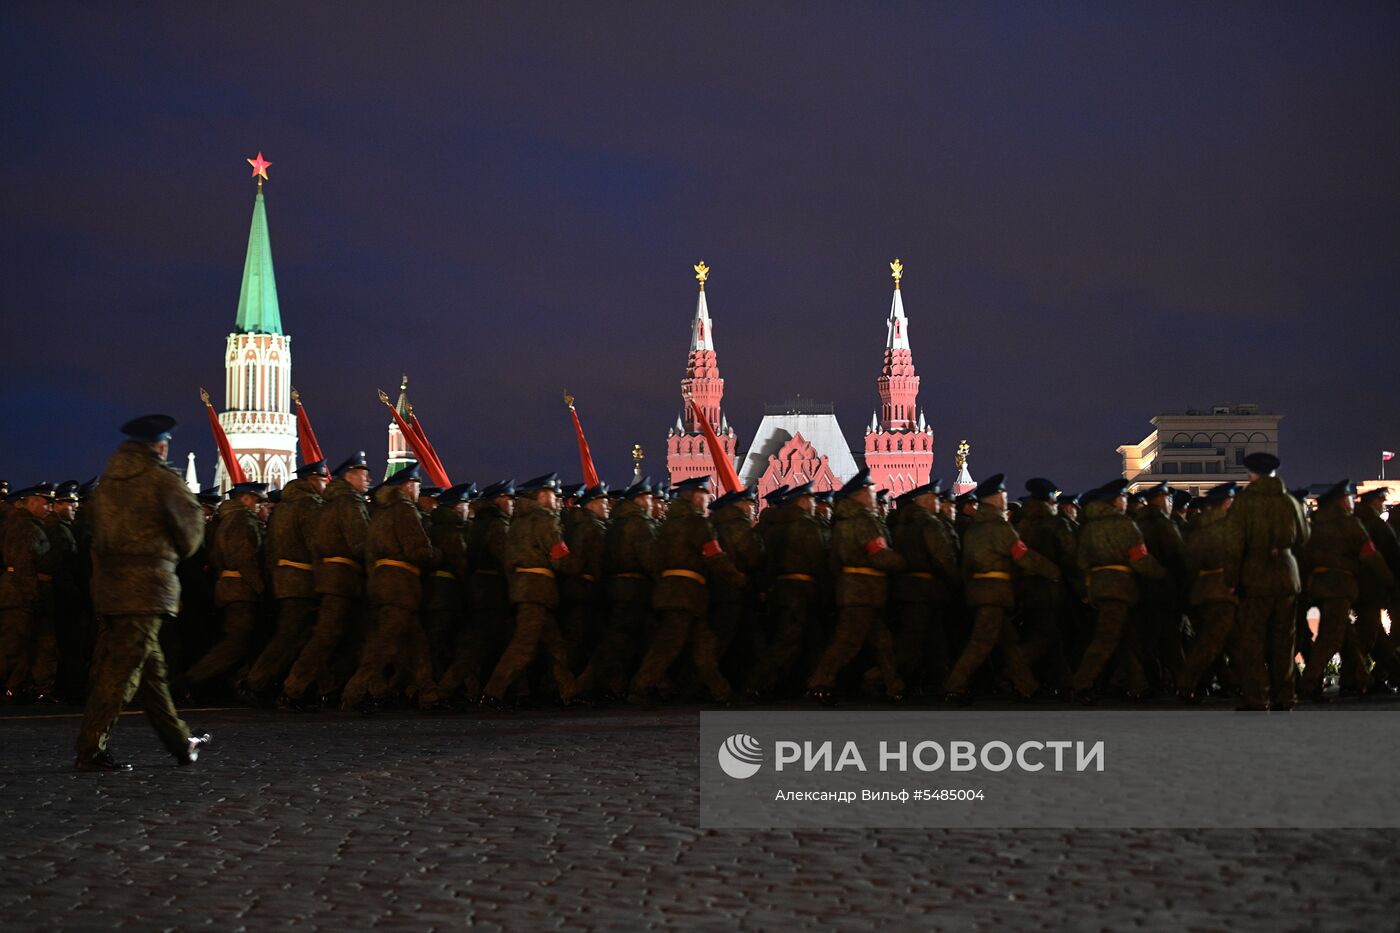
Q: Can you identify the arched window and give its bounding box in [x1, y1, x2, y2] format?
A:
[244, 362, 256, 409]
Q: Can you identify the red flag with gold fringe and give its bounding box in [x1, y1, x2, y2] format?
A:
[200, 388, 248, 485]
[564, 393, 601, 488]
[290, 387, 325, 464]
[687, 395, 740, 493]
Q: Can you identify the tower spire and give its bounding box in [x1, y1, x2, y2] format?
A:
[690, 262, 714, 351]
[235, 153, 282, 335]
[668, 260, 738, 485]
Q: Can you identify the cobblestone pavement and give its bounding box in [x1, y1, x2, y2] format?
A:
[2, 698, 1398, 931]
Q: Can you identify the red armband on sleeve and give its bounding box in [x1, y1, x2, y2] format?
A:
[1009, 539, 1028, 561]
[549, 541, 570, 561]
[865, 537, 889, 555]
[1128, 543, 1149, 563]
[1360, 540, 1377, 558]
[702, 539, 723, 558]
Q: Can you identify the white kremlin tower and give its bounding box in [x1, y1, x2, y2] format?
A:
[213, 153, 297, 491]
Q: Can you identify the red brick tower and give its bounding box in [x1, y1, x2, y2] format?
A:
[863, 259, 934, 495]
[667, 261, 738, 484]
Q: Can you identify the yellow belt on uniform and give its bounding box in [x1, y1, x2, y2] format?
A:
[778, 573, 816, 582]
[842, 567, 886, 577]
[613, 572, 646, 579]
[903, 571, 935, 580]
[580, 574, 596, 582]
[219, 570, 242, 579]
[277, 559, 313, 571]
[433, 570, 456, 579]
[972, 571, 1011, 580]
[321, 556, 361, 570]
[1198, 568, 1224, 577]
[662, 569, 707, 584]
[1090, 565, 1132, 574]
[375, 559, 421, 576]
[1310, 566, 1354, 576]
[36, 573, 53, 583]
[515, 567, 555, 578]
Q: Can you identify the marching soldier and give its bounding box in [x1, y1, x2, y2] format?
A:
[944, 475, 1059, 702]
[1226, 452, 1308, 710]
[577, 477, 657, 699]
[1348, 487, 1400, 693]
[1297, 481, 1395, 699]
[746, 483, 825, 699]
[0, 483, 54, 701]
[245, 461, 328, 699]
[709, 486, 762, 666]
[630, 476, 743, 706]
[1067, 479, 1166, 703]
[47, 481, 85, 701]
[806, 470, 906, 704]
[882, 481, 960, 694]
[437, 479, 513, 701]
[280, 452, 371, 709]
[1012, 478, 1075, 692]
[342, 465, 445, 711]
[559, 483, 609, 671]
[178, 481, 269, 694]
[75, 415, 208, 771]
[422, 483, 473, 676]
[481, 473, 581, 708]
[1176, 482, 1242, 701]
[1134, 481, 1188, 690]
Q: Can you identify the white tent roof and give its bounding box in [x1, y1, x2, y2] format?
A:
[739, 411, 861, 487]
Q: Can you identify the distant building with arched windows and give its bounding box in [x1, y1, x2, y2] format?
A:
[1117, 404, 1282, 496]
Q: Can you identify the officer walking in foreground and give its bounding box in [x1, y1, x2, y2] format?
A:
[75, 415, 209, 771]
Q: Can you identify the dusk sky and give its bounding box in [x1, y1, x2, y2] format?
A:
[4, 2, 1397, 493]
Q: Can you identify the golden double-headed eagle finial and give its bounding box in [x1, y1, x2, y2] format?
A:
[563, 390, 575, 409]
[199, 387, 212, 407]
[955, 439, 970, 468]
[694, 261, 710, 287]
[890, 258, 904, 287]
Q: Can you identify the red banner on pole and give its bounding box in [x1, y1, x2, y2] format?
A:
[291, 388, 324, 464]
[200, 388, 248, 486]
[378, 391, 451, 488]
[687, 396, 740, 493]
[565, 397, 601, 488]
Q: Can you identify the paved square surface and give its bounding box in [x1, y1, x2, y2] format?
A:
[2, 701, 1398, 930]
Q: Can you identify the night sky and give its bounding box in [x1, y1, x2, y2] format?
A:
[4, 3, 1397, 493]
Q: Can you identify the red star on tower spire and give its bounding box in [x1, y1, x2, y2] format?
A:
[247, 151, 271, 184]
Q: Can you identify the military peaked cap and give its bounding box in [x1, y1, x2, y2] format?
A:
[13, 482, 55, 501]
[297, 460, 329, 477]
[1358, 487, 1389, 504]
[480, 479, 516, 499]
[1024, 477, 1059, 502]
[763, 485, 790, 506]
[120, 414, 176, 441]
[332, 452, 369, 477]
[836, 469, 874, 499]
[1242, 452, 1280, 475]
[579, 483, 609, 503]
[673, 476, 712, 495]
[1317, 480, 1354, 506]
[230, 482, 269, 500]
[385, 464, 422, 487]
[624, 476, 653, 499]
[439, 483, 475, 505]
[973, 473, 1006, 498]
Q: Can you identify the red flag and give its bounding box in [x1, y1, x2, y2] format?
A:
[565, 396, 601, 488]
[408, 412, 450, 485]
[1384, 451, 1396, 462]
[200, 388, 247, 486]
[378, 390, 451, 488]
[687, 396, 740, 494]
[291, 388, 324, 464]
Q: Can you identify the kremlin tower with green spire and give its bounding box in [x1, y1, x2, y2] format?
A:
[214, 153, 297, 491]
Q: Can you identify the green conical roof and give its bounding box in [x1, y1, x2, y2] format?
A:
[235, 189, 282, 334]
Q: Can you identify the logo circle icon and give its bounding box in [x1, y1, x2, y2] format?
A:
[717, 733, 763, 779]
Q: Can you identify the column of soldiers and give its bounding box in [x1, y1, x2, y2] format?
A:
[9, 423, 1400, 769]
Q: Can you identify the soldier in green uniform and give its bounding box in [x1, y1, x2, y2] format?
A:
[1012, 478, 1075, 692]
[178, 481, 269, 694]
[1067, 479, 1166, 702]
[342, 465, 444, 710]
[1225, 453, 1308, 710]
[1134, 481, 1188, 691]
[709, 486, 762, 669]
[0, 483, 54, 701]
[577, 478, 657, 699]
[1176, 483, 1240, 700]
[437, 479, 513, 702]
[279, 452, 371, 709]
[806, 470, 906, 704]
[1297, 481, 1395, 699]
[944, 475, 1060, 702]
[481, 473, 581, 708]
[75, 415, 208, 771]
[630, 476, 743, 706]
[244, 461, 327, 699]
[1347, 487, 1400, 693]
[422, 483, 473, 677]
[559, 483, 609, 670]
[877, 481, 960, 695]
[46, 482, 84, 701]
[746, 483, 825, 699]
